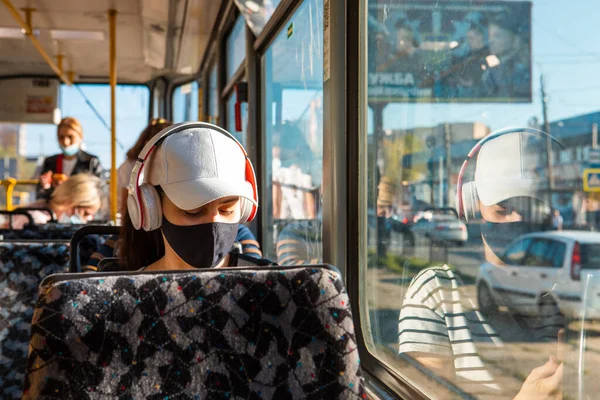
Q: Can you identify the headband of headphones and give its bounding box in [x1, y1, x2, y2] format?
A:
[128, 122, 258, 230]
[456, 126, 564, 221]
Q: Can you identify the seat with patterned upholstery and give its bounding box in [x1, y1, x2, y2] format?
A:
[0, 242, 70, 399]
[24, 265, 366, 399]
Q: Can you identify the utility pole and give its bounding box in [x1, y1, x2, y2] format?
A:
[444, 123, 451, 206]
[541, 74, 555, 190]
[593, 123, 598, 150]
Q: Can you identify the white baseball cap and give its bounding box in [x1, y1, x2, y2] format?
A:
[474, 130, 557, 206]
[144, 124, 256, 211]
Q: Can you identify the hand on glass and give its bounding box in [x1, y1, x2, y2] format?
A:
[513, 356, 563, 400]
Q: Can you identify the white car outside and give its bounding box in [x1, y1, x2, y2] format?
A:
[477, 231, 600, 321]
[410, 212, 468, 245]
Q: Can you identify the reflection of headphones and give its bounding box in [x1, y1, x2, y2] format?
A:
[127, 122, 258, 231]
[457, 127, 563, 222]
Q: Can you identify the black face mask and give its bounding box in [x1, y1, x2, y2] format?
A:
[161, 216, 238, 269]
[481, 221, 544, 256]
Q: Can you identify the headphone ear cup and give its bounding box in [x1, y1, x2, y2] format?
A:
[461, 182, 480, 222]
[238, 184, 256, 224]
[127, 188, 143, 230]
[139, 184, 162, 231]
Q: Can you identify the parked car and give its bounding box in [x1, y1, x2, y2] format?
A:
[477, 231, 600, 321]
[410, 208, 468, 246]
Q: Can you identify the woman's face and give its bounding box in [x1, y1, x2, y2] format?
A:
[69, 204, 100, 222]
[162, 195, 241, 226]
[57, 127, 82, 148]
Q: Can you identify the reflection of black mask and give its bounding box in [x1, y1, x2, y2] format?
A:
[161, 216, 238, 269]
[481, 221, 542, 255]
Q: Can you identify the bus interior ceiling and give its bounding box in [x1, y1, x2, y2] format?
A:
[0, 0, 222, 84]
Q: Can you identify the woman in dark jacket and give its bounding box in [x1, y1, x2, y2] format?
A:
[36, 117, 103, 199]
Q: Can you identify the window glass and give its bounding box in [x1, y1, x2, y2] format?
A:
[235, 0, 283, 36]
[363, 1, 598, 398]
[524, 239, 556, 267]
[208, 64, 219, 124]
[14, 84, 149, 204]
[172, 81, 199, 123]
[551, 241, 566, 268]
[226, 86, 248, 148]
[153, 79, 166, 118]
[262, 0, 323, 263]
[227, 15, 247, 81]
[581, 244, 600, 270]
[503, 238, 531, 266]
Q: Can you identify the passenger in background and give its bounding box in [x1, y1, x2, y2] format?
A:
[36, 117, 103, 200]
[15, 174, 105, 228]
[398, 128, 564, 400]
[276, 218, 322, 265]
[120, 122, 274, 271]
[117, 118, 172, 212]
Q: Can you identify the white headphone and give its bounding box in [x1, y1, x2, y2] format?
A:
[127, 122, 258, 231]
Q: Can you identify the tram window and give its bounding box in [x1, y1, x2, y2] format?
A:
[226, 88, 248, 147]
[262, 0, 323, 262]
[41, 84, 149, 176]
[172, 81, 199, 123]
[207, 64, 219, 124]
[362, 1, 600, 398]
[152, 78, 166, 118]
[226, 15, 247, 80]
[236, 0, 283, 36]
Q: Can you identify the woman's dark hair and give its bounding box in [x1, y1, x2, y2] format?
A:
[126, 118, 172, 160]
[120, 203, 164, 270]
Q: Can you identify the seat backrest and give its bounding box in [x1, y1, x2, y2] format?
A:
[0, 242, 70, 399]
[96, 257, 124, 272]
[68, 225, 121, 272]
[24, 265, 365, 399]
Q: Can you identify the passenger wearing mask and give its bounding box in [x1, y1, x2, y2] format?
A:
[117, 118, 172, 212]
[16, 173, 105, 228]
[120, 122, 274, 271]
[398, 128, 564, 400]
[36, 117, 103, 200]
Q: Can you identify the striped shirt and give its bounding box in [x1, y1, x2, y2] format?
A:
[398, 265, 505, 398]
[276, 219, 322, 265]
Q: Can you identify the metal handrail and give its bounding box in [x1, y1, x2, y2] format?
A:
[0, 178, 38, 211]
[0, 178, 114, 211]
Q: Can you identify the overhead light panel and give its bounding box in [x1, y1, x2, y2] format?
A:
[50, 29, 105, 41]
[0, 27, 40, 39]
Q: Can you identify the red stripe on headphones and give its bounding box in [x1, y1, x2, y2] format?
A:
[136, 144, 157, 229]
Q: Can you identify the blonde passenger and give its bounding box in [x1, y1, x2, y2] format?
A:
[15, 174, 105, 228]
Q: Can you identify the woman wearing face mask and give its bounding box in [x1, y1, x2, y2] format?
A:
[35, 117, 104, 200]
[15, 173, 105, 228]
[398, 128, 565, 400]
[120, 122, 274, 271]
[117, 118, 172, 212]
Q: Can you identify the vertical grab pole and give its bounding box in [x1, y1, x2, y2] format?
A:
[108, 9, 118, 223]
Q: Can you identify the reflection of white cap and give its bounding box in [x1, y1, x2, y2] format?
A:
[145, 127, 256, 211]
[474, 131, 548, 206]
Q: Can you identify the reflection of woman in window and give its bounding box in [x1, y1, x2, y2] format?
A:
[398, 129, 564, 399]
